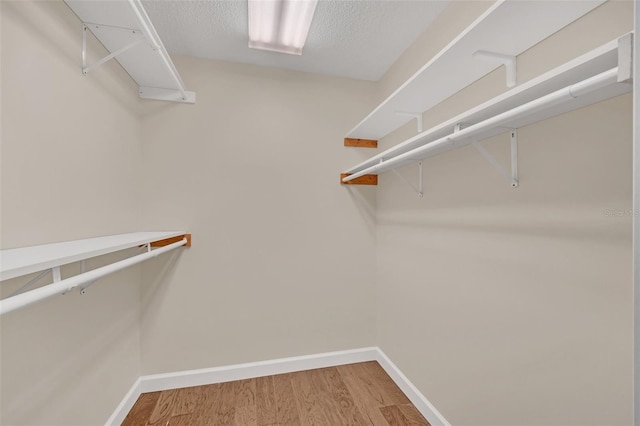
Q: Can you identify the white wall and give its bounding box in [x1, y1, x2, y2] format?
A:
[0, 1, 144, 424]
[633, 1, 639, 423]
[138, 57, 378, 374]
[375, 1, 634, 425]
[1, 1, 636, 425]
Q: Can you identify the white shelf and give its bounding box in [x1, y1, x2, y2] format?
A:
[64, 0, 195, 103]
[343, 33, 633, 182]
[346, 34, 632, 176]
[346, 0, 605, 141]
[0, 231, 186, 281]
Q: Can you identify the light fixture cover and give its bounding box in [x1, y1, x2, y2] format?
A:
[248, 0, 318, 55]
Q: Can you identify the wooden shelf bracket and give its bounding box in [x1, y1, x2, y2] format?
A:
[340, 173, 378, 185]
[344, 138, 378, 148]
[150, 234, 192, 248]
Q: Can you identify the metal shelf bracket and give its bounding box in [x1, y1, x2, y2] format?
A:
[471, 129, 519, 188]
[395, 111, 424, 133]
[52, 267, 61, 283]
[78, 260, 97, 295]
[391, 161, 424, 197]
[82, 23, 146, 76]
[9, 269, 50, 298]
[473, 50, 517, 88]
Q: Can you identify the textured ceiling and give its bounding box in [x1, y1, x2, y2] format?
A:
[141, 0, 450, 81]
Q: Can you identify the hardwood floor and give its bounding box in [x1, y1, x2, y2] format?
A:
[122, 361, 430, 426]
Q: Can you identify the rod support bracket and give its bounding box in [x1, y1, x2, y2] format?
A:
[9, 269, 50, 298]
[454, 122, 467, 133]
[472, 129, 518, 188]
[391, 161, 424, 197]
[473, 50, 517, 88]
[52, 267, 61, 283]
[79, 280, 97, 295]
[510, 129, 519, 187]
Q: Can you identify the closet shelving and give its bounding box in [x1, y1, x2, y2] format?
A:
[340, 0, 638, 186]
[345, 0, 606, 142]
[64, 0, 196, 103]
[343, 33, 633, 183]
[0, 232, 191, 315]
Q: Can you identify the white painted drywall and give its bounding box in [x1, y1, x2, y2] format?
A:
[1, 1, 635, 425]
[137, 57, 378, 375]
[0, 1, 144, 424]
[633, 0, 639, 424]
[375, 1, 634, 425]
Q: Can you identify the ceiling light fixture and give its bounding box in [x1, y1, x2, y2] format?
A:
[248, 0, 318, 55]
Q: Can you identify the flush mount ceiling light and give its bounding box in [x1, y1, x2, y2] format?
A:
[248, 0, 318, 55]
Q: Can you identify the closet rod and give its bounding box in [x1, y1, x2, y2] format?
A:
[343, 66, 620, 183]
[0, 238, 187, 316]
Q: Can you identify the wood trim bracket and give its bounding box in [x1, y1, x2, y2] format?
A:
[340, 174, 378, 185]
[150, 234, 192, 247]
[344, 138, 378, 148]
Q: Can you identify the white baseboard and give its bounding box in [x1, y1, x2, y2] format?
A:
[374, 350, 450, 426]
[105, 377, 141, 426]
[106, 347, 448, 426]
[139, 347, 380, 393]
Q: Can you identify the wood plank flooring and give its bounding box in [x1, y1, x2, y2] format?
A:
[122, 361, 430, 426]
